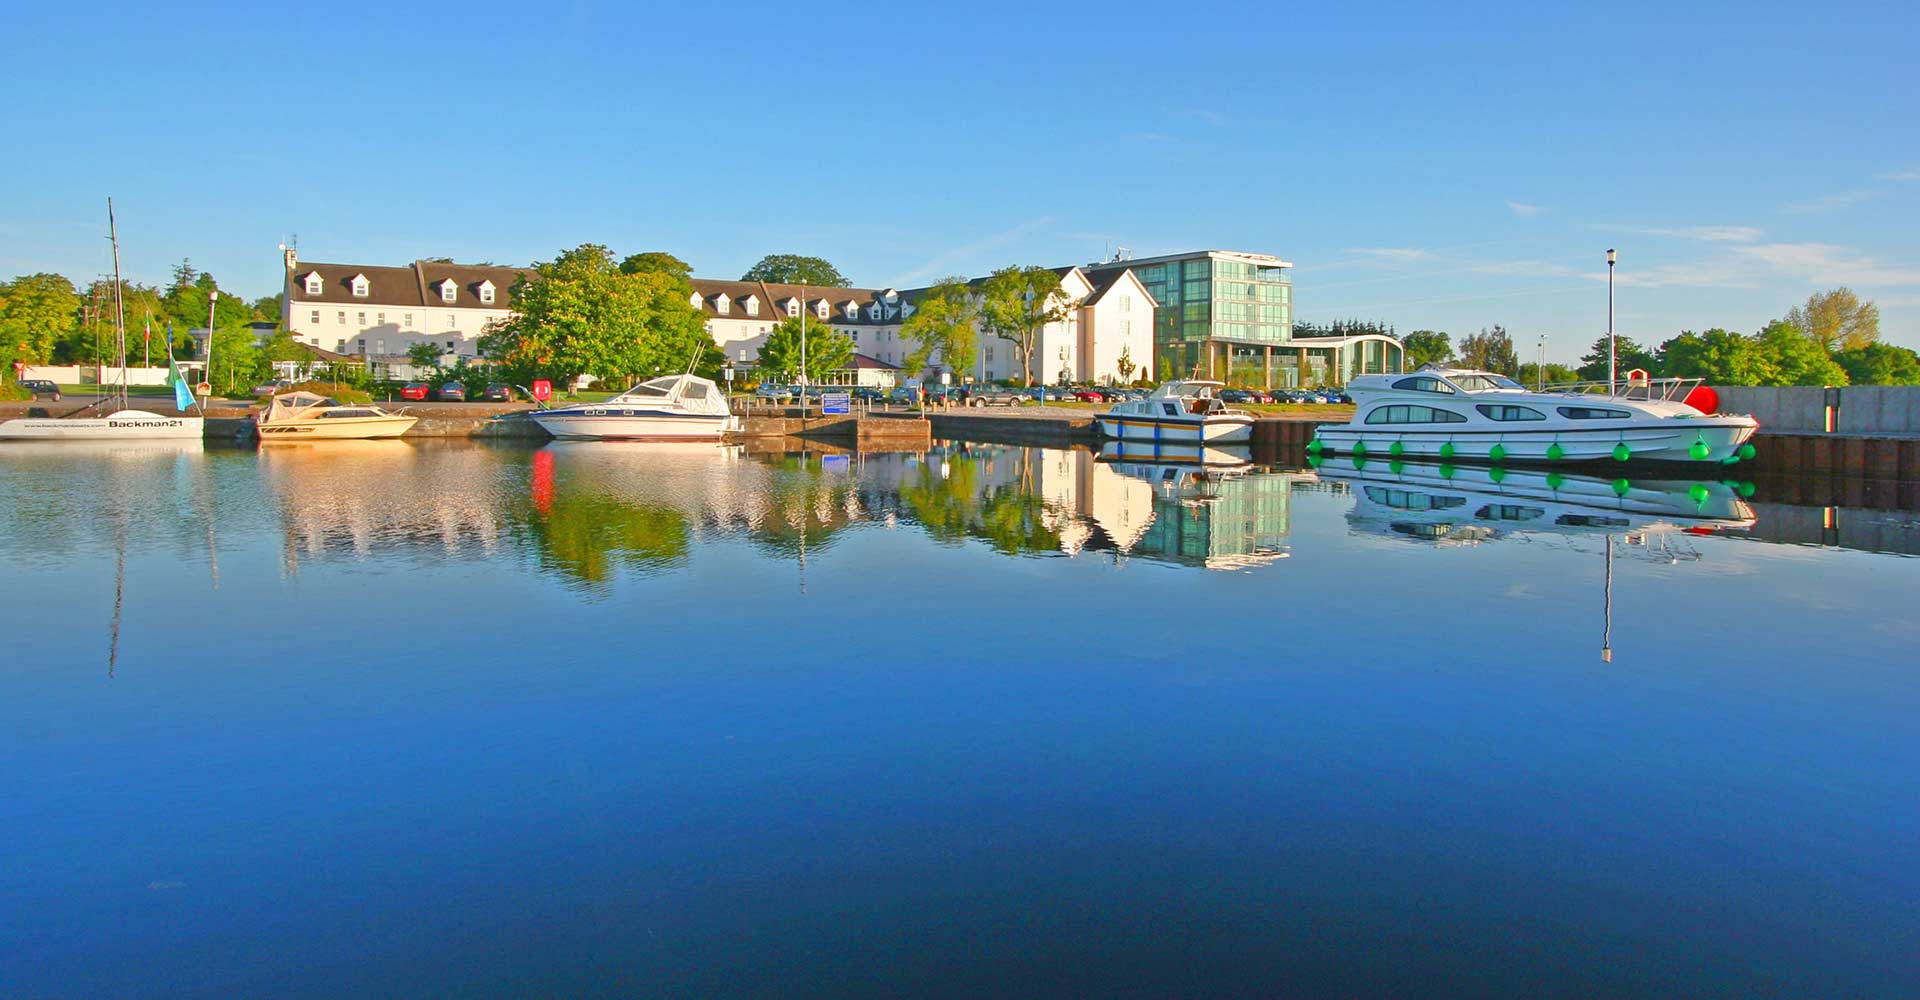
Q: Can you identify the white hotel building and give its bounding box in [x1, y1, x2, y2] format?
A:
[281, 248, 1159, 385]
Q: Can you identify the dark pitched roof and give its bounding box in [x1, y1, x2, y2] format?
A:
[288, 260, 532, 310]
[849, 353, 898, 370]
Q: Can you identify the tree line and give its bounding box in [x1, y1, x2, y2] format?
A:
[1378, 288, 1914, 387]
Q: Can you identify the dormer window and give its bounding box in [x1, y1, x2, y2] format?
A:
[689, 291, 702, 308]
[303, 273, 324, 295]
[437, 279, 457, 304]
[815, 301, 829, 319]
[844, 302, 858, 319]
[883, 289, 898, 303]
[715, 294, 731, 315]
[478, 280, 496, 305]
[744, 296, 759, 317]
[786, 298, 800, 318]
[350, 273, 370, 297]
[869, 304, 883, 319]
[901, 302, 915, 318]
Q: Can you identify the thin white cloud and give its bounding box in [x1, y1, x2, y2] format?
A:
[1877, 169, 1920, 182]
[1782, 190, 1879, 214]
[1602, 241, 1920, 289]
[1345, 247, 1436, 262]
[1621, 225, 1765, 243]
[1506, 201, 1545, 218]
[1128, 131, 1177, 143]
[886, 216, 1057, 288]
[1730, 242, 1920, 286]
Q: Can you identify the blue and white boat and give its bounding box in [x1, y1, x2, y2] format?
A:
[1095, 380, 1254, 444]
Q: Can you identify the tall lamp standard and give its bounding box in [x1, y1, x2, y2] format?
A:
[1606, 248, 1618, 394]
[798, 282, 808, 413]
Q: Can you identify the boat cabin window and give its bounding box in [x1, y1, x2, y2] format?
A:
[1476, 404, 1546, 421]
[1365, 487, 1466, 511]
[1557, 406, 1632, 420]
[1477, 504, 1546, 522]
[1391, 376, 1454, 394]
[1162, 402, 1180, 416]
[318, 409, 377, 419]
[1364, 404, 1468, 424]
[624, 378, 678, 398]
[680, 381, 708, 398]
[1449, 373, 1524, 392]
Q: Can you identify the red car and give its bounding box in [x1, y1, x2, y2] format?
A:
[399, 383, 430, 401]
[1072, 388, 1107, 402]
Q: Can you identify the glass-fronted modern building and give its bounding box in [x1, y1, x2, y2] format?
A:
[1084, 248, 1402, 388]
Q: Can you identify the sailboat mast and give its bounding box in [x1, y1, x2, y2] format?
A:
[108, 198, 129, 409]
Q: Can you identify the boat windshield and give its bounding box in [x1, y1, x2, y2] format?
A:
[1449, 373, 1525, 392]
[620, 377, 681, 399]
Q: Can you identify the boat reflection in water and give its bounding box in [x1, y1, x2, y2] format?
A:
[1317, 456, 1756, 546]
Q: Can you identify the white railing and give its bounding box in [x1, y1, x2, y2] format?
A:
[1534, 376, 1703, 403]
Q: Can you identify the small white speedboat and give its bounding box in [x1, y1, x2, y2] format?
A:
[1312, 366, 1759, 464]
[529, 372, 741, 441]
[256, 391, 417, 441]
[1095, 380, 1254, 444]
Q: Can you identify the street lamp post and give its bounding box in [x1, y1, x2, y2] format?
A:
[1606, 248, 1617, 395]
[798, 282, 807, 414]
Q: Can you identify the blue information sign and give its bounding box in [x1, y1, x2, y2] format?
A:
[821, 392, 851, 415]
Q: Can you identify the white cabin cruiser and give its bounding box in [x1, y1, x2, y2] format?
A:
[1312, 366, 1758, 464]
[1095, 380, 1255, 444]
[257, 391, 417, 441]
[529, 372, 740, 441]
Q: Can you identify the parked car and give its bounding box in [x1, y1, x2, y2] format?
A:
[968, 385, 1023, 407]
[850, 386, 888, 404]
[481, 383, 514, 402]
[1218, 389, 1251, 404]
[436, 382, 468, 401]
[399, 383, 431, 401]
[1324, 390, 1351, 404]
[1071, 388, 1110, 403]
[252, 378, 295, 397]
[754, 383, 790, 400]
[18, 378, 61, 401]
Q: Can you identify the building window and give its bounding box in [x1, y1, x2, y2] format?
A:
[336, 340, 346, 351]
[357, 312, 366, 325]
[479, 283, 495, 305]
[357, 338, 366, 349]
[1120, 295, 1131, 312]
[985, 347, 994, 362]
[745, 298, 758, 316]
[310, 310, 320, 324]
[446, 340, 455, 349]
[440, 282, 457, 303]
[377, 312, 385, 325]
[304, 275, 323, 295]
[404, 313, 413, 327]
[447, 314, 458, 329]
[337, 311, 346, 324]
[351, 277, 369, 297]
[1121, 320, 1131, 337]
[787, 300, 799, 317]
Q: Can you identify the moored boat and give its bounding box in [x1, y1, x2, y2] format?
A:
[529, 373, 740, 441]
[1311, 366, 1759, 464]
[0, 408, 203, 440]
[1094, 380, 1254, 444]
[256, 391, 417, 441]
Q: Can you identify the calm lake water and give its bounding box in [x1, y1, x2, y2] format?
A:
[1, 439, 1916, 998]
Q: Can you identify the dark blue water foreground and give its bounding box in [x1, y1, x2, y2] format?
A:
[1, 440, 1915, 998]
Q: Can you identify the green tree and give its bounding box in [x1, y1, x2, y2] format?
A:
[899, 277, 980, 378]
[619, 252, 694, 283]
[756, 313, 853, 383]
[1401, 329, 1452, 368]
[406, 342, 447, 376]
[1784, 287, 1879, 352]
[980, 265, 1069, 386]
[479, 244, 712, 389]
[205, 322, 269, 396]
[1576, 334, 1658, 381]
[1116, 343, 1136, 384]
[1752, 319, 1848, 386]
[1515, 361, 1578, 386]
[0, 273, 81, 367]
[741, 254, 850, 287]
[1656, 329, 1776, 385]
[251, 293, 283, 322]
[170, 258, 198, 289]
[1833, 342, 1920, 386]
[1457, 325, 1519, 374]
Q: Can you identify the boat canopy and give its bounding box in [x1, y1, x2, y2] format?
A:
[607, 373, 730, 415]
[263, 391, 343, 422]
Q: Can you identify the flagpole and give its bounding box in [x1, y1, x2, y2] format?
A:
[144, 309, 151, 369]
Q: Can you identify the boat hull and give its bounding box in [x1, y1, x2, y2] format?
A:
[1313, 419, 1757, 463]
[257, 415, 418, 441]
[1095, 414, 1254, 444]
[530, 409, 738, 441]
[0, 412, 204, 440]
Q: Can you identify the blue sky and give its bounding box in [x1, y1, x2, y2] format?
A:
[3, 0, 1916, 359]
